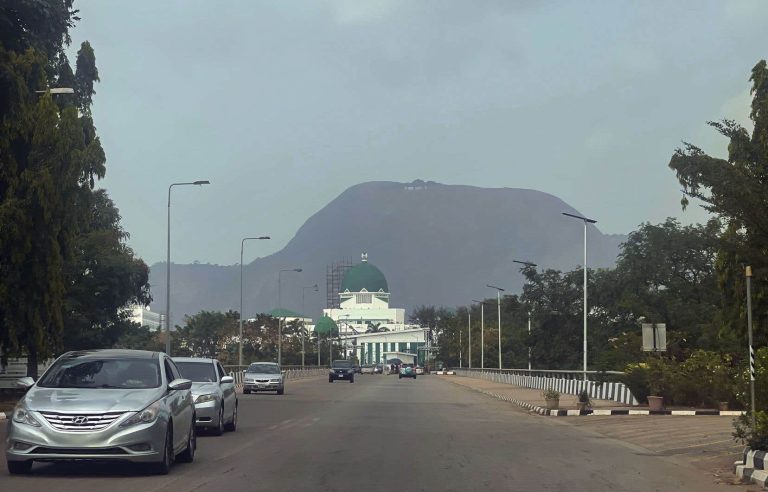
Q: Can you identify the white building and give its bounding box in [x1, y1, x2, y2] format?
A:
[319, 254, 429, 365]
[127, 305, 163, 331]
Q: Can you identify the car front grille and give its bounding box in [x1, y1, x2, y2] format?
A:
[39, 411, 126, 431]
[31, 446, 128, 455]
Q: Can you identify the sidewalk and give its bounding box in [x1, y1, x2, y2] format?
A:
[444, 375, 748, 486]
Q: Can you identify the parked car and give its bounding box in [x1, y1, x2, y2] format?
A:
[6, 349, 196, 475]
[414, 366, 425, 375]
[361, 364, 375, 374]
[329, 360, 355, 383]
[399, 363, 417, 379]
[243, 362, 285, 395]
[173, 357, 237, 435]
[373, 364, 384, 374]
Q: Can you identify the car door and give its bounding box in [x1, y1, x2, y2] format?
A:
[217, 361, 235, 419]
[163, 357, 190, 452]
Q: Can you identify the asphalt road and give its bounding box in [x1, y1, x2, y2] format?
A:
[0, 375, 745, 491]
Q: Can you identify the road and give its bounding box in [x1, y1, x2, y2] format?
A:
[0, 374, 746, 491]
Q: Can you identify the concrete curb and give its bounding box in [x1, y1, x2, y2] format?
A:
[735, 448, 768, 488]
[462, 384, 745, 417]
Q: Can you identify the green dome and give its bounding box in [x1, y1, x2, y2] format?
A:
[341, 261, 389, 293]
[314, 316, 338, 336]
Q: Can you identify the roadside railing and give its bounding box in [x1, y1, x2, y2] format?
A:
[223, 365, 329, 385]
[454, 368, 639, 406]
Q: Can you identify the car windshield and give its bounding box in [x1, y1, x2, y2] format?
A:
[332, 360, 352, 368]
[175, 361, 217, 382]
[247, 363, 279, 374]
[38, 358, 161, 389]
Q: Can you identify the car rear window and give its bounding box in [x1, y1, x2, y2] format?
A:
[332, 360, 352, 368]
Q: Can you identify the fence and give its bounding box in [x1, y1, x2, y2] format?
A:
[455, 368, 639, 406]
[223, 365, 329, 385]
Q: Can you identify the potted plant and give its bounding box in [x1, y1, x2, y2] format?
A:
[543, 388, 560, 410]
[577, 389, 591, 411]
[647, 379, 664, 411]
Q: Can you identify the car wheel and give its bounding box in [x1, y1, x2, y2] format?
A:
[152, 426, 174, 475]
[212, 408, 224, 436]
[7, 460, 32, 475]
[277, 387, 284, 395]
[350, 377, 354, 383]
[398, 375, 402, 379]
[225, 402, 237, 432]
[243, 389, 251, 394]
[178, 421, 196, 463]
[329, 378, 333, 383]
[413, 375, 417, 379]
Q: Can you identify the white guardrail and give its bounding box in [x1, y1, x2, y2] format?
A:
[455, 368, 639, 406]
[224, 366, 329, 385]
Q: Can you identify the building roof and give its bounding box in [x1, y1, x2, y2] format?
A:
[314, 316, 339, 336]
[269, 308, 304, 318]
[341, 261, 389, 293]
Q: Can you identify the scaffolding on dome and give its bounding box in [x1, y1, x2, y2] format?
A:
[325, 257, 353, 309]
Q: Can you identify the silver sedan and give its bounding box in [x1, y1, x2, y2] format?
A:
[173, 357, 237, 435]
[5, 349, 196, 475]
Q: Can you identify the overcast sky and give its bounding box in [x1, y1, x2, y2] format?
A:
[68, 0, 768, 266]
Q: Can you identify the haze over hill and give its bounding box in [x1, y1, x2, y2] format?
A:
[149, 181, 625, 327]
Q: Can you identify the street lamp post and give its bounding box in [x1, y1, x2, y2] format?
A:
[468, 307, 472, 369]
[472, 300, 486, 369]
[747, 266, 756, 428]
[513, 260, 538, 371]
[301, 284, 318, 368]
[562, 212, 597, 380]
[166, 180, 210, 355]
[487, 285, 505, 369]
[239, 236, 270, 367]
[277, 268, 302, 366]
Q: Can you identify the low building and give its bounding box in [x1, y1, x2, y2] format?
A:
[127, 305, 163, 331]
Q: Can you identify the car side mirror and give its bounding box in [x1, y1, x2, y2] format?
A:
[220, 376, 234, 384]
[242, 369, 247, 374]
[168, 378, 192, 391]
[17, 376, 35, 390]
[281, 370, 286, 374]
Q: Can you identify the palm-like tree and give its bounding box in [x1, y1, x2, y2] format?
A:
[365, 322, 390, 333]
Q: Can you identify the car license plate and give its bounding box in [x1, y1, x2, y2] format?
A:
[258, 384, 266, 388]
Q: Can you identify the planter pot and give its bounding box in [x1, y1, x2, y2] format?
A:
[648, 395, 664, 411]
[577, 402, 589, 412]
[545, 397, 559, 410]
[718, 402, 729, 412]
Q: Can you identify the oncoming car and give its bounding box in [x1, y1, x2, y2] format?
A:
[5, 349, 196, 475]
[243, 362, 285, 395]
[329, 360, 355, 383]
[173, 357, 237, 435]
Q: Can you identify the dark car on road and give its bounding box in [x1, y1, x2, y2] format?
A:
[329, 360, 355, 383]
[399, 363, 417, 380]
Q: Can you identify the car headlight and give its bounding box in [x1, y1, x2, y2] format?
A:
[120, 400, 162, 427]
[195, 394, 217, 404]
[12, 403, 41, 427]
[245, 378, 255, 383]
[329, 370, 335, 374]
[270, 379, 281, 383]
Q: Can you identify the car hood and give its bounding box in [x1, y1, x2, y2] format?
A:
[24, 386, 165, 412]
[190, 382, 219, 397]
[245, 372, 282, 379]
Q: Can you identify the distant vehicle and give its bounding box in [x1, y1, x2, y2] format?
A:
[414, 366, 425, 375]
[329, 360, 355, 383]
[399, 363, 417, 380]
[6, 349, 196, 475]
[373, 364, 384, 374]
[173, 357, 237, 435]
[361, 364, 375, 374]
[243, 362, 285, 395]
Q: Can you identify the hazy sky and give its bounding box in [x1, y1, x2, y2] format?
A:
[68, 0, 768, 266]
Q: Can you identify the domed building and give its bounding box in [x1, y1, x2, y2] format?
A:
[322, 253, 428, 366]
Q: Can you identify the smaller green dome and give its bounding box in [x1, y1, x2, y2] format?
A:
[314, 316, 338, 336]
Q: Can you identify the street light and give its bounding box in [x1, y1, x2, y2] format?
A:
[472, 300, 487, 369]
[467, 306, 472, 369]
[277, 268, 302, 366]
[166, 180, 210, 355]
[562, 211, 597, 380]
[487, 285, 505, 369]
[239, 236, 270, 366]
[301, 284, 319, 368]
[513, 260, 538, 370]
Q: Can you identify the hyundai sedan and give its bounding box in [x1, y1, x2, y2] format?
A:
[5, 349, 196, 475]
[173, 357, 237, 435]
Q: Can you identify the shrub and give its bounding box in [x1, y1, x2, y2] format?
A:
[542, 388, 560, 400]
[734, 411, 768, 451]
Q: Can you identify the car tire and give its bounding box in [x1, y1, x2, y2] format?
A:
[243, 389, 251, 394]
[398, 375, 402, 379]
[277, 386, 285, 395]
[152, 426, 174, 475]
[212, 408, 224, 436]
[350, 377, 354, 383]
[225, 402, 237, 432]
[329, 378, 333, 383]
[177, 421, 196, 463]
[7, 460, 32, 475]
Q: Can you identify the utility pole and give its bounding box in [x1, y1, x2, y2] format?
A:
[747, 266, 756, 428]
